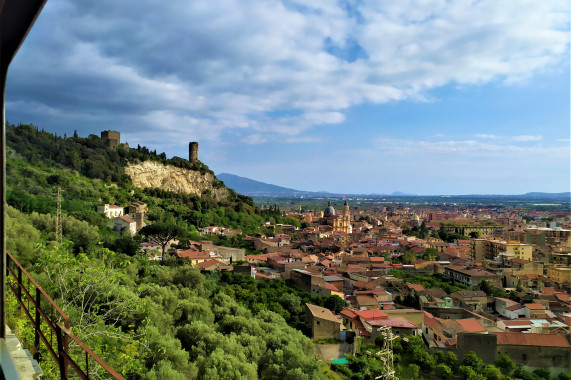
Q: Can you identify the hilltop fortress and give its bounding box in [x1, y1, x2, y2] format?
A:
[101, 130, 199, 163]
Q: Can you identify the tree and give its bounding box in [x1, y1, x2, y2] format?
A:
[402, 249, 417, 264]
[533, 368, 551, 380]
[324, 295, 346, 313]
[494, 353, 516, 376]
[481, 365, 503, 380]
[408, 363, 420, 379]
[469, 231, 481, 238]
[139, 222, 185, 260]
[436, 363, 453, 379]
[444, 351, 459, 369]
[461, 351, 483, 372]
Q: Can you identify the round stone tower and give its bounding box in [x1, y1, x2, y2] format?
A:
[189, 142, 199, 163]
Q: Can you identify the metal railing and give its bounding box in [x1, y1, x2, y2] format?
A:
[5, 250, 124, 379]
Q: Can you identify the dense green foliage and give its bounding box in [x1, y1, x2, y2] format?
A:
[5, 124, 287, 248]
[6, 211, 324, 379]
[216, 272, 334, 335]
[390, 270, 470, 294]
[4, 124, 328, 378]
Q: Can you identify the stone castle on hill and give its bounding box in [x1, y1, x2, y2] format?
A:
[101, 130, 199, 163]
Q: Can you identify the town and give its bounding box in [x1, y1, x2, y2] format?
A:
[113, 196, 571, 377]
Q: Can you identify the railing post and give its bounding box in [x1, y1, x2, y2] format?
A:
[34, 286, 40, 361]
[17, 266, 22, 309]
[56, 324, 67, 380]
[63, 319, 69, 378]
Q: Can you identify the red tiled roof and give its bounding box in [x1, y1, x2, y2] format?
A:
[554, 293, 571, 302]
[407, 284, 425, 292]
[495, 332, 571, 348]
[196, 259, 224, 268]
[354, 309, 387, 321]
[177, 250, 210, 259]
[368, 316, 417, 328]
[506, 304, 524, 311]
[119, 215, 136, 223]
[456, 318, 485, 333]
[524, 303, 545, 310]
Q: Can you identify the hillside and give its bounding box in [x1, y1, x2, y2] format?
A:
[4, 123, 272, 237]
[4, 124, 322, 379]
[127, 161, 228, 199]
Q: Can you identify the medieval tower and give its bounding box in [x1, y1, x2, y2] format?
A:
[189, 141, 199, 163]
[101, 130, 120, 149]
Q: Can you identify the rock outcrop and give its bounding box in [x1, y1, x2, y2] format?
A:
[125, 161, 228, 199]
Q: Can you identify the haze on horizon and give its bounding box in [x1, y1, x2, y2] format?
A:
[5, 0, 570, 195]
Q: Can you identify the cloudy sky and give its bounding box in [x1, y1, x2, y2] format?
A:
[6, 0, 570, 195]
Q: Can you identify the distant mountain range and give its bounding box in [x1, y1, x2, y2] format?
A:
[217, 173, 570, 201]
[216, 173, 318, 196]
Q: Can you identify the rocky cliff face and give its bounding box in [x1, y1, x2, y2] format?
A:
[125, 161, 228, 199]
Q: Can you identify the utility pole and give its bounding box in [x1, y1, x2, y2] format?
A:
[375, 326, 397, 380]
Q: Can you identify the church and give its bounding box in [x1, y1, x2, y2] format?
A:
[319, 200, 352, 234]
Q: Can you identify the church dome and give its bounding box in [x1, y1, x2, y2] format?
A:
[324, 200, 335, 217]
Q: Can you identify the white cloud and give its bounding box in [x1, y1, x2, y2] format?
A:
[6, 0, 569, 145]
[374, 136, 566, 158]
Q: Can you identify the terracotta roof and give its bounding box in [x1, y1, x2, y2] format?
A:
[494, 332, 571, 348]
[356, 295, 378, 307]
[306, 303, 341, 323]
[506, 304, 524, 311]
[368, 317, 417, 328]
[407, 284, 425, 292]
[118, 215, 136, 223]
[196, 259, 224, 269]
[354, 309, 387, 321]
[524, 303, 545, 310]
[554, 293, 571, 302]
[177, 250, 210, 260]
[456, 318, 485, 333]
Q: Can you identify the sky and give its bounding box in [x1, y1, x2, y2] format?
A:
[5, 0, 570, 195]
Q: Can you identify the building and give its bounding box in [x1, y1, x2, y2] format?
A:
[546, 265, 571, 283]
[305, 303, 343, 339]
[319, 200, 352, 234]
[97, 204, 124, 218]
[450, 291, 489, 312]
[189, 141, 199, 163]
[444, 265, 502, 290]
[471, 239, 533, 262]
[443, 224, 506, 238]
[108, 215, 137, 236]
[101, 130, 120, 149]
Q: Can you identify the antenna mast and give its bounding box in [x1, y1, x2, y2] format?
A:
[375, 326, 397, 380]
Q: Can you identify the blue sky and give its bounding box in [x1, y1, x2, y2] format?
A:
[5, 0, 570, 195]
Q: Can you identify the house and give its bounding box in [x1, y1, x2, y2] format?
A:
[450, 290, 489, 312]
[305, 303, 343, 339]
[311, 283, 344, 299]
[497, 318, 569, 334]
[97, 204, 124, 219]
[196, 259, 232, 272]
[176, 250, 212, 265]
[340, 308, 420, 342]
[423, 313, 487, 349]
[444, 265, 501, 289]
[495, 297, 519, 317]
[108, 215, 136, 236]
[523, 303, 546, 318]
